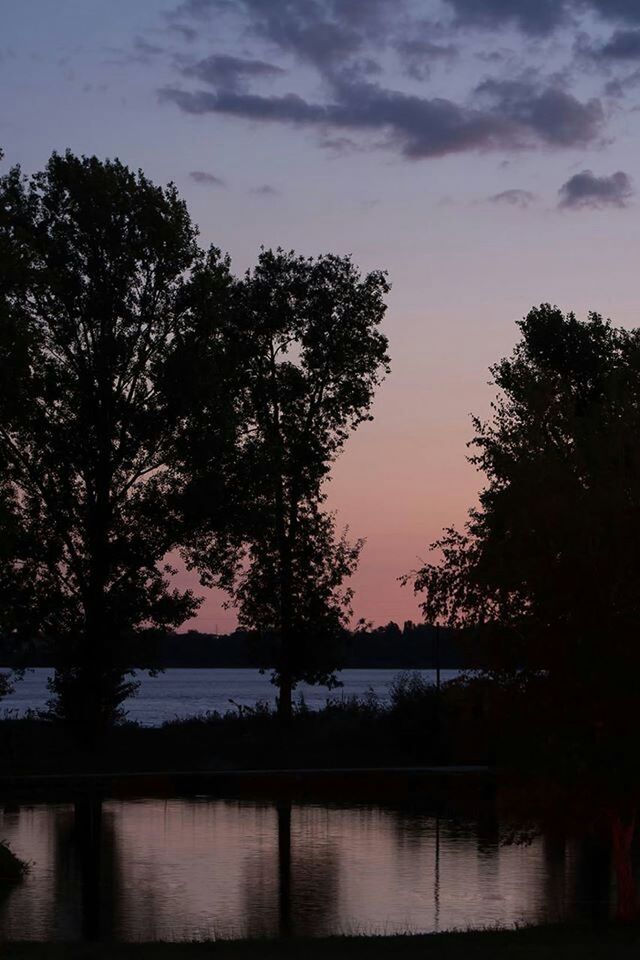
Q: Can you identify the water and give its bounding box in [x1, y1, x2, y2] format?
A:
[0, 796, 613, 942]
[1, 668, 460, 727]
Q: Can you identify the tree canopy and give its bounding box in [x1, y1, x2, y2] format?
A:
[416, 305, 640, 687]
[411, 304, 640, 915]
[179, 248, 390, 720]
[0, 150, 206, 734]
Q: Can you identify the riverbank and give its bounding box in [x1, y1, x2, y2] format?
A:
[0, 764, 492, 807]
[4, 926, 640, 959]
[0, 675, 490, 781]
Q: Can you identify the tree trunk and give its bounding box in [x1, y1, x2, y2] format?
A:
[278, 801, 293, 938]
[611, 810, 637, 922]
[81, 372, 114, 742]
[274, 477, 295, 726]
[268, 340, 296, 727]
[75, 792, 103, 940]
[277, 674, 293, 725]
[82, 530, 110, 743]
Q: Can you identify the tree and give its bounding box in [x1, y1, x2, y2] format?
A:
[411, 305, 640, 918]
[181, 248, 390, 722]
[0, 150, 205, 737]
[0, 147, 28, 701]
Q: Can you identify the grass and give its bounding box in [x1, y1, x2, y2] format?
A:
[4, 925, 640, 960]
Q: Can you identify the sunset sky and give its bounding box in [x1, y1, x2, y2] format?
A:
[4, 0, 640, 630]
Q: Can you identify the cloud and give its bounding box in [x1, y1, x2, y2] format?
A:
[161, 86, 323, 121]
[250, 184, 280, 195]
[396, 38, 458, 81]
[604, 67, 640, 97]
[183, 54, 285, 92]
[158, 0, 616, 163]
[588, 0, 640, 26]
[444, 0, 640, 35]
[189, 170, 227, 186]
[444, 0, 569, 35]
[558, 169, 633, 209]
[107, 36, 165, 66]
[317, 134, 361, 154]
[172, 0, 640, 54]
[488, 188, 537, 207]
[173, 0, 403, 71]
[168, 22, 198, 42]
[134, 37, 164, 57]
[475, 78, 604, 147]
[160, 74, 605, 160]
[592, 29, 640, 60]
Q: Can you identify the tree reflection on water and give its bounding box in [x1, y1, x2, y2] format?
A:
[0, 792, 630, 942]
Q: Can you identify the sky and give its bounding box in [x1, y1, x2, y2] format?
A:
[3, 0, 640, 631]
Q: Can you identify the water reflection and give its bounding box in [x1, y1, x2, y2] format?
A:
[74, 794, 103, 940]
[0, 795, 621, 942]
[278, 803, 292, 938]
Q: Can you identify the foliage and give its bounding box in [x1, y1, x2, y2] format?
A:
[180, 248, 390, 719]
[229, 509, 363, 689]
[0, 672, 485, 776]
[413, 305, 640, 748]
[410, 304, 640, 915]
[389, 671, 437, 717]
[0, 151, 205, 734]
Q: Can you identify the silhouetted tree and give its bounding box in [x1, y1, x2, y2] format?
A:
[0, 146, 36, 700]
[412, 305, 640, 918]
[0, 151, 204, 737]
[183, 249, 390, 722]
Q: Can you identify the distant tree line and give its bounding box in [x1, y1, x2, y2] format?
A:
[0, 621, 470, 671]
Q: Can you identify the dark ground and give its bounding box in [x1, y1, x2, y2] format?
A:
[3, 926, 640, 960]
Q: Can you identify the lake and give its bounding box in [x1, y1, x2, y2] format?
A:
[0, 668, 460, 727]
[0, 795, 615, 942]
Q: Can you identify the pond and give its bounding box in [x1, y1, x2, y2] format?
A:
[0, 793, 616, 941]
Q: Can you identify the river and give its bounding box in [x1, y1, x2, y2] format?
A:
[0, 667, 460, 726]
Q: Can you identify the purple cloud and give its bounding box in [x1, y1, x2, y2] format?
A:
[488, 188, 537, 207]
[160, 75, 605, 160]
[189, 170, 226, 187]
[558, 170, 633, 209]
[183, 54, 285, 93]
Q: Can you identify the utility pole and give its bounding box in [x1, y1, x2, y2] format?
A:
[435, 623, 442, 762]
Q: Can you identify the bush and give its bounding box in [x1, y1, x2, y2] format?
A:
[0, 672, 493, 775]
[389, 672, 438, 732]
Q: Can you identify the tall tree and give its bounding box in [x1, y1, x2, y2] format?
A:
[182, 248, 390, 722]
[0, 150, 205, 737]
[0, 147, 37, 701]
[411, 305, 640, 918]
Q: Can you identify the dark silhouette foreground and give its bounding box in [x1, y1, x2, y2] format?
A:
[412, 305, 640, 920]
[0, 151, 203, 736]
[0, 149, 389, 736]
[0, 674, 484, 777]
[3, 924, 640, 958]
